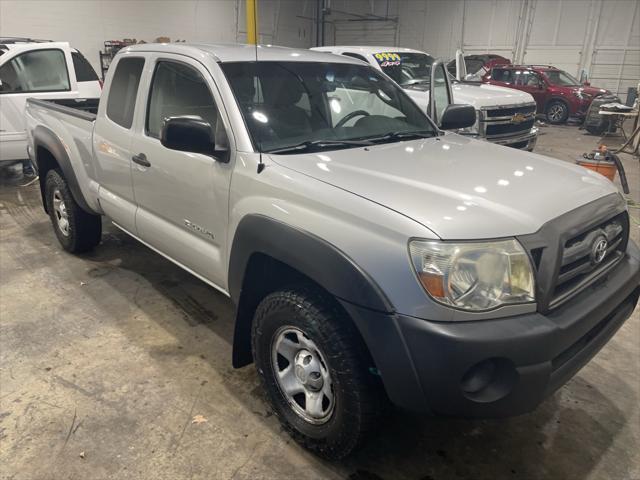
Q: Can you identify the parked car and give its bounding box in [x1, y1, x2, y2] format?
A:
[0, 38, 101, 165]
[484, 64, 613, 124]
[25, 43, 639, 459]
[313, 46, 538, 151]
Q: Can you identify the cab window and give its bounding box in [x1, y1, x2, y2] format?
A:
[106, 57, 145, 129]
[0, 49, 70, 93]
[71, 51, 99, 82]
[146, 60, 218, 139]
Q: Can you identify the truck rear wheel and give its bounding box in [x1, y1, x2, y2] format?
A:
[251, 287, 382, 459]
[45, 169, 102, 253]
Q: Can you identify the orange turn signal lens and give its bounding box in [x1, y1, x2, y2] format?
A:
[418, 272, 445, 298]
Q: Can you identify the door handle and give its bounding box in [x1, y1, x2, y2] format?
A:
[132, 153, 151, 167]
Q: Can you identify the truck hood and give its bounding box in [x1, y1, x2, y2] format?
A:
[402, 83, 534, 111]
[451, 83, 535, 107]
[269, 134, 617, 239]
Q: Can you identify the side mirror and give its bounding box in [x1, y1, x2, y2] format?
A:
[583, 80, 591, 86]
[440, 104, 476, 130]
[160, 116, 229, 162]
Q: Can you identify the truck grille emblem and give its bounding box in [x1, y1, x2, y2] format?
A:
[591, 237, 608, 265]
[511, 112, 528, 124]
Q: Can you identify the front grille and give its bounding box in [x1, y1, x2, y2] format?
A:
[485, 104, 537, 118]
[517, 194, 629, 313]
[486, 119, 535, 136]
[480, 103, 537, 139]
[551, 213, 628, 307]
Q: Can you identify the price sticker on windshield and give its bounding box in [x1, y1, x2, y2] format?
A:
[374, 52, 401, 67]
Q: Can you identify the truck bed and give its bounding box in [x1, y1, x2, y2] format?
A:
[26, 97, 99, 121]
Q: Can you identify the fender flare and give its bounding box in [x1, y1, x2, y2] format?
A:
[228, 214, 393, 367]
[32, 125, 95, 214]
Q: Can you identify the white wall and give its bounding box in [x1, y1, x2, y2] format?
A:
[322, 0, 400, 46]
[0, 0, 315, 75]
[398, 0, 640, 101]
[2, 0, 637, 100]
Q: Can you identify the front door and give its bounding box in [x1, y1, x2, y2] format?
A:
[130, 54, 233, 290]
[513, 70, 547, 112]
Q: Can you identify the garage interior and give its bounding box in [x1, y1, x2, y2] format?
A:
[1, 1, 639, 479]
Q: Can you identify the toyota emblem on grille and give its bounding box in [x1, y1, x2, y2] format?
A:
[591, 237, 608, 265]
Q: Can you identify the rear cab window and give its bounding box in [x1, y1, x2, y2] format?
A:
[106, 57, 145, 129]
[71, 51, 99, 82]
[0, 48, 70, 93]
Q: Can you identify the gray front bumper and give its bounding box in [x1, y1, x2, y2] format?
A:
[487, 128, 538, 151]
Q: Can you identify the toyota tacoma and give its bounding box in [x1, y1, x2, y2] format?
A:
[25, 43, 639, 459]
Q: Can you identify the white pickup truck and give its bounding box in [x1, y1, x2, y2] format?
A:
[0, 38, 101, 165]
[25, 43, 639, 459]
[313, 46, 538, 151]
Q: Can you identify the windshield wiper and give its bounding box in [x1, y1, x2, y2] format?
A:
[359, 129, 436, 144]
[265, 139, 373, 154]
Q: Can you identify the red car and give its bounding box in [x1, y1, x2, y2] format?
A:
[483, 65, 611, 124]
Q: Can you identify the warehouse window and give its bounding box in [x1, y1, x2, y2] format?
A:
[0, 49, 70, 93]
[106, 57, 145, 129]
[146, 60, 218, 139]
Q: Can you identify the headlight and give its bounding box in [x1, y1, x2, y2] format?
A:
[574, 90, 592, 100]
[409, 239, 535, 311]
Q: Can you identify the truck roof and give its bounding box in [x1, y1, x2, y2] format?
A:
[124, 42, 361, 64]
[312, 45, 431, 56]
[0, 40, 79, 55]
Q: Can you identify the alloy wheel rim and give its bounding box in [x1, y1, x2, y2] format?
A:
[52, 189, 70, 236]
[549, 105, 564, 121]
[271, 326, 335, 424]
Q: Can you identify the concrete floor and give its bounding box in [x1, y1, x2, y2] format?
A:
[1, 124, 639, 480]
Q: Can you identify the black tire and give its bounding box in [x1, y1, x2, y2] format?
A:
[585, 118, 614, 136]
[545, 100, 569, 124]
[252, 287, 383, 459]
[45, 169, 102, 253]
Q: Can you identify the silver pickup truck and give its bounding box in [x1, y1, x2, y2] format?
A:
[25, 43, 640, 459]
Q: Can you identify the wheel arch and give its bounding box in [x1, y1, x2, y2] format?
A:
[544, 96, 570, 113]
[228, 214, 393, 368]
[32, 126, 94, 214]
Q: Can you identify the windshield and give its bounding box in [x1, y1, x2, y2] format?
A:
[221, 61, 436, 154]
[544, 69, 580, 86]
[374, 52, 435, 87]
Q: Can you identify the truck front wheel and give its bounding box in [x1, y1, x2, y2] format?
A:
[45, 169, 102, 253]
[251, 287, 382, 459]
